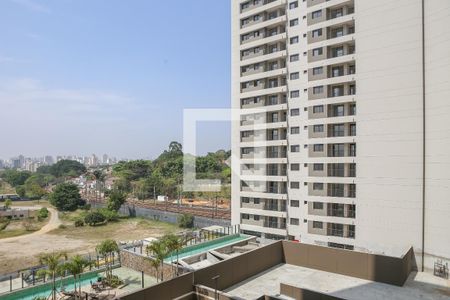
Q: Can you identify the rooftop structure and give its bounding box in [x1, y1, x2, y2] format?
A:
[117, 241, 449, 300]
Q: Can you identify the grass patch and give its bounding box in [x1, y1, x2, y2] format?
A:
[0, 216, 49, 239]
[58, 209, 88, 222]
[49, 217, 179, 242]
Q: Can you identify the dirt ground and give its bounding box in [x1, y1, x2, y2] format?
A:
[0, 203, 178, 274]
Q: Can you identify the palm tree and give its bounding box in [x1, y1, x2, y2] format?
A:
[63, 255, 91, 300]
[146, 240, 169, 282]
[145, 256, 161, 283]
[96, 239, 119, 281]
[37, 251, 67, 300]
[162, 234, 183, 277]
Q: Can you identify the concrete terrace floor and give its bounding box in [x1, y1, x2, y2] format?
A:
[224, 264, 450, 300]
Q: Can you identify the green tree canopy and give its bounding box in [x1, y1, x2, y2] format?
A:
[49, 183, 84, 211]
[37, 160, 86, 178]
[0, 170, 31, 187]
[107, 190, 126, 211]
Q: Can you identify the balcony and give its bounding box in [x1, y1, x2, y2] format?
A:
[307, 1, 355, 25]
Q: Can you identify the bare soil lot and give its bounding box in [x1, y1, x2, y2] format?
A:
[0, 202, 179, 274]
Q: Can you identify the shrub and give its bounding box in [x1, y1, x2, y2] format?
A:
[37, 207, 49, 220]
[178, 213, 194, 228]
[84, 211, 106, 226]
[99, 209, 119, 222]
[104, 274, 123, 288]
[59, 224, 67, 229]
[74, 218, 84, 227]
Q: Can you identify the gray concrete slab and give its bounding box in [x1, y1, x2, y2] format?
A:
[224, 264, 450, 300]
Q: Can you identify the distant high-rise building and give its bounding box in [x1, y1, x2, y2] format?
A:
[231, 0, 450, 273]
[44, 155, 54, 165]
[102, 154, 109, 165]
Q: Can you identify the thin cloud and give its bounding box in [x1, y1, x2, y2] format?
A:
[0, 55, 27, 64]
[10, 0, 51, 13]
[0, 78, 138, 120]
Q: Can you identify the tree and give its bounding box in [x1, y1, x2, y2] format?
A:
[146, 240, 169, 282]
[107, 190, 126, 211]
[38, 160, 86, 178]
[37, 251, 67, 300]
[63, 255, 91, 299]
[178, 214, 194, 228]
[4, 199, 12, 209]
[16, 185, 26, 198]
[0, 170, 31, 187]
[162, 234, 183, 277]
[96, 240, 119, 281]
[49, 183, 83, 211]
[84, 211, 106, 226]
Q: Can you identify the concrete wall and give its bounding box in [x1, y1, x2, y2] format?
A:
[282, 241, 415, 286]
[118, 241, 415, 300]
[91, 202, 230, 229]
[423, 0, 450, 272]
[119, 250, 174, 280]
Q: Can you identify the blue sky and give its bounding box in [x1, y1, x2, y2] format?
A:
[0, 0, 231, 159]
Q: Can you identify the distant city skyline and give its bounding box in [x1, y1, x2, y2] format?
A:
[0, 0, 231, 159]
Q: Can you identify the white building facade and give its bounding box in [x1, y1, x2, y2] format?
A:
[231, 0, 450, 272]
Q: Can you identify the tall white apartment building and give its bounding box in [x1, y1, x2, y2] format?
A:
[231, 0, 450, 272]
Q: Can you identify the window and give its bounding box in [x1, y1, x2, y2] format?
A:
[253, 14, 260, 21]
[313, 202, 323, 209]
[312, 67, 323, 75]
[291, 145, 300, 152]
[290, 200, 300, 207]
[254, 215, 260, 221]
[290, 72, 299, 80]
[313, 163, 324, 171]
[290, 54, 299, 62]
[312, 47, 323, 56]
[313, 86, 324, 94]
[242, 213, 250, 220]
[254, 198, 260, 204]
[242, 197, 250, 203]
[290, 108, 300, 116]
[290, 182, 300, 189]
[332, 46, 344, 57]
[311, 10, 322, 19]
[290, 36, 299, 44]
[313, 183, 324, 190]
[290, 90, 300, 98]
[290, 218, 299, 225]
[350, 124, 356, 136]
[350, 104, 356, 115]
[290, 18, 299, 27]
[333, 105, 345, 116]
[312, 29, 322, 38]
[289, 1, 298, 9]
[349, 143, 356, 157]
[313, 105, 324, 113]
[313, 221, 323, 229]
[332, 124, 345, 137]
[291, 127, 300, 134]
[313, 124, 324, 132]
[291, 163, 300, 171]
[313, 144, 324, 152]
[331, 144, 345, 157]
